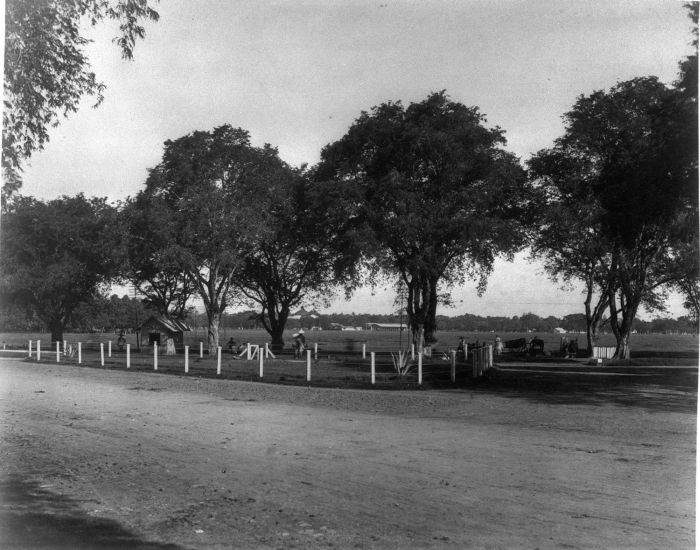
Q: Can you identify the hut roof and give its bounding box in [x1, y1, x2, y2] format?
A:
[140, 315, 191, 333]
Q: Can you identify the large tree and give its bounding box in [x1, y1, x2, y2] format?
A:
[0, 194, 121, 342]
[119, 193, 195, 319]
[137, 125, 281, 352]
[3, 0, 159, 196]
[234, 172, 363, 350]
[527, 146, 610, 355]
[531, 77, 697, 358]
[316, 92, 526, 351]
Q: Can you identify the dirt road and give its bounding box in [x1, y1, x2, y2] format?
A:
[0, 359, 695, 549]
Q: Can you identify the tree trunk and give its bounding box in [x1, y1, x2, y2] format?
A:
[412, 323, 425, 356]
[50, 322, 64, 345]
[616, 333, 631, 360]
[207, 310, 221, 354]
[424, 276, 439, 345]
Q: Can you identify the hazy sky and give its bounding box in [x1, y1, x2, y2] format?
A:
[17, 1, 694, 318]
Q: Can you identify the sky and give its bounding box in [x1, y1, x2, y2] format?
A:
[16, 0, 695, 319]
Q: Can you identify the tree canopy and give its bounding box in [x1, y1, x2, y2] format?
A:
[136, 125, 286, 352]
[528, 76, 698, 358]
[0, 194, 120, 341]
[317, 91, 527, 349]
[3, 0, 159, 197]
[234, 171, 363, 349]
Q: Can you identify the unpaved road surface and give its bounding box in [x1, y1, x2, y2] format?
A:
[0, 359, 696, 549]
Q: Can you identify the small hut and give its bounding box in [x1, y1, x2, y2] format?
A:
[138, 316, 191, 348]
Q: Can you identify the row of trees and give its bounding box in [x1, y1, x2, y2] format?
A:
[1, 4, 697, 358]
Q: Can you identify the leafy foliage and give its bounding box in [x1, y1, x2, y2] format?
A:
[234, 169, 364, 349]
[317, 91, 527, 348]
[137, 125, 283, 351]
[528, 76, 698, 358]
[0, 194, 121, 341]
[3, 0, 159, 196]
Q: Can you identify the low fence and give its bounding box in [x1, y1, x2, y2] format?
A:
[21, 338, 494, 387]
[472, 345, 493, 377]
[592, 346, 616, 359]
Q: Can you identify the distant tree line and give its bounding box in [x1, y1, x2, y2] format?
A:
[0, 294, 694, 337]
[1, 3, 697, 359]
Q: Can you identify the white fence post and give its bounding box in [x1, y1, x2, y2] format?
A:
[306, 349, 311, 382]
[126, 344, 131, 369]
[78, 342, 82, 364]
[200, 342, 203, 358]
[418, 352, 422, 385]
[265, 342, 269, 358]
[63, 340, 67, 354]
[217, 346, 222, 375]
[184, 345, 189, 373]
[411, 344, 415, 360]
[108, 340, 112, 358]
[36, 340, 41, 361]
[259, 345, 264, 378]
[246, 343, 252, 360]
[488, 345, 493, 369]
[314, 342, 318, 360]
[28, 340, 32, 358]
[56, 341, 60, 363]
[100, 343, 105, 366]
[450, 350, 456, 383]
[371, 352, 376, 385]
[153, 342, 158, 371]
[362, 343, 366, 360]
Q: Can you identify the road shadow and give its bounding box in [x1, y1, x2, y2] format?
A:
[0, 476, 184, 549]
[460, 367, 698, 414]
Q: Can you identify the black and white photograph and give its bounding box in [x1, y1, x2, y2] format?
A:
[1, 1, 697, 548]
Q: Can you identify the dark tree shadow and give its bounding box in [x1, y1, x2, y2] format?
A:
[457, 366, 698, 414]
[0, 477, 185, 549]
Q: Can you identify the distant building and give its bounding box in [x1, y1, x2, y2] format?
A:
[365, 323, 407, 332]
[553, 327, 567, 334]
[138, 315, 190, 347]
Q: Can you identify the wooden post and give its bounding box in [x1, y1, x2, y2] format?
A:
[200, 342, 203, 358]
[488, 345, 493, 369]
[126, 344, 131, 369]
[418, 352, 422, 385]
[371, 352, 376, 385]
[56, 341, 60, 363]
[246, 343, 251, 360]
[259, 345, 264, 378]
[153, 342, 158, 371]
[78, 342, 82, 364]
[362, 343, 366, 360]
[184, 345, 189, 373]
[28, 340, 32, 358]
[306, 349, 311, 382]
[450, 350, 456, 383]
[217, 346, 222, 375]
[36, 340, 41, 361]
[100, 343, 105, 366]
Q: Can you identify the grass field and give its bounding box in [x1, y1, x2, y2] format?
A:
[2, 328, 697, 356]
[3, 328, 697, 388]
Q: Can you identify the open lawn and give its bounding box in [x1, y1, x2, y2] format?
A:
[1, 329, 698, 358]
[0, 357, 695, 549]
